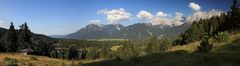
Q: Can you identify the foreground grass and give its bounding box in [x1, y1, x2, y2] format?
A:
[81, 52, 240, 66]
[0, 53, 105, 66]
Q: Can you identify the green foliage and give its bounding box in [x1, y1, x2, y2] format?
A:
[27, 63, 36, 66]
[219, 0, 240, 31]
[86, 48, 100, 59]
[29, 56, 38, 61]
[32, 39, 55, 56]
[146, 36, 173, 54]
[175, 11, 231, 45]
[146, 36, 160, 54]
[198, 35, 213, 53]
[67, 46, 79, 60]
[18, 23, 33, 50]
[159, 37, 172, 51]
[116, 41, 136, 59]
[2, 22, 18, 52]
[4, 57, 18, 66]
[214, 31, 230, 42]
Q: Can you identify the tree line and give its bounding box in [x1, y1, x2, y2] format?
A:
[175, 0, 240, 52]
[0, 22, 55, 56]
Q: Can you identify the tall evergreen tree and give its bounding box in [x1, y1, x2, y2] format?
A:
[230, 0, 239, 17]
[2, 22, 18, 52]
[18, 22, 33, 50]
[228, 0, 240, 30]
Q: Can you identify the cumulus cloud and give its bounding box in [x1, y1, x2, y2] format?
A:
[156, 11, 167, 17]
[136, 10, 172, 26]
[189, 2, 201, 11]
[98, 8, 132, 24]
[172, 12, 184, 26]
[151, 12, 184, 26]
[137, 10, 154, 20]
[151, 17, 171, 26]
[186, 9, 224, 22]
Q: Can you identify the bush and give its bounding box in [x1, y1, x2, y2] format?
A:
[4, 57, 18, 66]
[28, 63, 36, 66]
[29, 56, 37, 61]
[86, 48, 100, 59]
[198, 35, 213, 53]
[215, 31, 230, 42]
[67, 46, 79, 60]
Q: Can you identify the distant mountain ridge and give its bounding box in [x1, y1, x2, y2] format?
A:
[50, 9, 225, 40]
[62, 22, 189, 40]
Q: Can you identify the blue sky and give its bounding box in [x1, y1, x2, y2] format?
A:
[0, 0, 232, 35]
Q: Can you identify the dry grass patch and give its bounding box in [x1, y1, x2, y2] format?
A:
[0, 53, 106, 66]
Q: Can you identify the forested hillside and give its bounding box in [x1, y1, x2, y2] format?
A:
[0, 0, 239, 66]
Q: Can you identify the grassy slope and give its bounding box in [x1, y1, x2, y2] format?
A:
[81, 32, 240, 66]
[0, 53, 105, 66]
[167, 32, 240, 53]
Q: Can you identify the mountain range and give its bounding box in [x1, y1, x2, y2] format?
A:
[51, 22, 189, 41]
[50, 10, 224, 40]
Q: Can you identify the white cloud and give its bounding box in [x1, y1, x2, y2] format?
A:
[151, 12, 184, 26]
[137, 10, 154, 20]
[186, 9, 224, 22]
[172, 12, 184, 26]
[151, 17, 171, 26]
[156, 11, 167, 17]
[189, 2, 201, 11]
[98, 8, 132, 24]
[136, 10, 172, 26]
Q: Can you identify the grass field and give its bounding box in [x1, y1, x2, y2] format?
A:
[0, 53, 106, 66]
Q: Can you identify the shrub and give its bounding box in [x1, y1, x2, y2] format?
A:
[214, 31, 230, 42]
[67, 46, 79, 60]
[28, 63, 36, 66]
[4, 57, 18, 66]
[198, 35, 213, 53]
[29, 56, 37, 61]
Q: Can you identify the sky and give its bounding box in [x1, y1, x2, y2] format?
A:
[0, 0, 233, 35]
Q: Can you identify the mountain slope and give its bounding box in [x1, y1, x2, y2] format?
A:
[65, 24, 124, 39]
[64, 23, 189, 40]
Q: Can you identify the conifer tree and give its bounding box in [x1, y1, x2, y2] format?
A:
[18, 22, 33, 50]
[3, 22, 18, 52]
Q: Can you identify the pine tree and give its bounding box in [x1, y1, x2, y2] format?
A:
[2, 22, 18, 52]
[230, 0, 239, 17]
[18, 22, 33, 50]
[230, 0, 240, 29]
